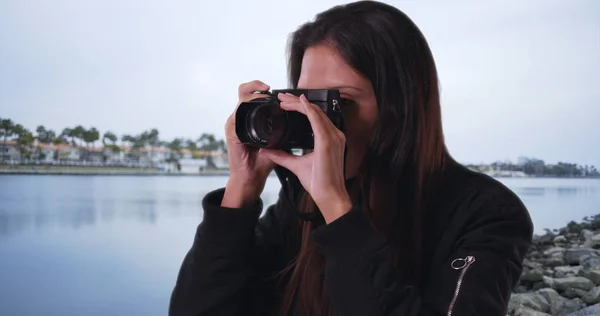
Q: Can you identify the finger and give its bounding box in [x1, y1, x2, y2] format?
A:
[279, 95, 340, 141]
[259, 148, 305, 174]
[225, 81, 269, 145]
[277, 92, 299, 102]
[278, 99, 307, 114]
[238, 80, 270, 102]
[231, 80, 271, 124]
[298, 94, 335, 140]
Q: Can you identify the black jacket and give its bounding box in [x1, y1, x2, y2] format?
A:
[169, 162, 534, 316]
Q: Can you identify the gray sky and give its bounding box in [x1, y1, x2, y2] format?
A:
[1, 0, 599, 166]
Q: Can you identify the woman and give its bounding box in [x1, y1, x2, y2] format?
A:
[169, 1, 533, 315]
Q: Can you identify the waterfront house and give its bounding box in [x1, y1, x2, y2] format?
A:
[56, 145, 81, 162]
[178, 158, 208, 174]
[0, 140, 20, 163]
[33, 143, 57, 164]
[211, 153, 229, 169]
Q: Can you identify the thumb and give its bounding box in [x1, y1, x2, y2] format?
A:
[259, 149, 300, 173]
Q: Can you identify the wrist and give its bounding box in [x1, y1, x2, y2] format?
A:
[221, 177, 263, 208]
[321, 194, 353, 224]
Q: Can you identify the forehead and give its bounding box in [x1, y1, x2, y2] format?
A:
[297, 45, 366, 90]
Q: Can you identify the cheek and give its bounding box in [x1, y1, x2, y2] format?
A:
[344, 104, 378, 143]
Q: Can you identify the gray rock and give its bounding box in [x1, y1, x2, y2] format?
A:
[513, 306, 552, 316]
[567, 303, 600, 316]
[581, 286, 600, 305]
[537, 288, 586, 315]
[508, 293, 550, 314]
[524, 258, 545, 270]
[553, 277, 595, 292]
[581, 229, 595, 241]
[555, 235, 568, 243]
[533, 280, 552, 291]
[530, 251, 543, 258]
[568, 233, 580, 239]
[563, 287, 590, 299]
[583, 234, 600, 249]
[545, 247, 567, 257]
[543, 276, 556, 289]
[555, 266, 585, 278]
[583, 269, 600, 285]
[534, 234, 555, 246]
[581, 255, 600, 270]
[565, 249, 600, 265]
[540, 257, 567, 267]
[523, 268, 545, 282]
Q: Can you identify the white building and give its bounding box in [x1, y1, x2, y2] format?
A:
[211, 153, 229, 169]
[178, 158, 208, 174]
[0, 141, 20, 162]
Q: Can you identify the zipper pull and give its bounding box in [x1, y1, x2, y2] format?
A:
[447, 255, 476, 316]
[451, 255, 475, 270]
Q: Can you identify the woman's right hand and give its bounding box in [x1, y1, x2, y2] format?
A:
[221, 80, 276, 208]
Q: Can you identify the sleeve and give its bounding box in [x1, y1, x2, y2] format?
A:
[310, 193, 534, 316]
[168, 187, 295, 316]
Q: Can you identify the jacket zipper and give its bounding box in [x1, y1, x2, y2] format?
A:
[447, 255, 476, 316]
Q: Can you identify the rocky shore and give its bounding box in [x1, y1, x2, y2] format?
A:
[508, 215, 600, 315]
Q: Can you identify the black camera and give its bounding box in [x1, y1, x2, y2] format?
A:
[235, 89, 345, 150]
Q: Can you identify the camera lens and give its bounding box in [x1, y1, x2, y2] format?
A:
[258, 111, 273, 135]
[246, 102, 287, 147]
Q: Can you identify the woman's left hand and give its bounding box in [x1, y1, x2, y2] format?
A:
[259, 93, 352, 224]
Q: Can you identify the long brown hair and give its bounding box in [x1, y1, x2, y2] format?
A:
[280, 1, 450, 315]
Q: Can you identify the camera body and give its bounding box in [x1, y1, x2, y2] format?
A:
[235, 89, 345, 150]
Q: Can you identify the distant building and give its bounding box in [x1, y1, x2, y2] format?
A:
[0, 140, 20, 162]
[0, 139, 229, 172]
[178, 158, 208, 174]
[211, 153, 229, 169]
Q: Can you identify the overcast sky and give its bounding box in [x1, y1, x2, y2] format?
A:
[0, 0, 598, 166]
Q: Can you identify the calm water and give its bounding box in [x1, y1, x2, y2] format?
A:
[0, 175, 598, 316]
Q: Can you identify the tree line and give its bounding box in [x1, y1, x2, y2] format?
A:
[0, 117, 227, 162]
[2, 117, 598, 177]
[467, 157, 599, 178]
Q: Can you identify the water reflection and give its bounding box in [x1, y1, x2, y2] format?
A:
[0, 176, 279, 239]
[511, 185, 596, 197]
[0, 175, 598, 316]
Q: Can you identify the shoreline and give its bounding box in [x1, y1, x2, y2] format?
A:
[0, 169, 232, 176]
[509, 214, 600, 315]
[1, 169, 597, 179]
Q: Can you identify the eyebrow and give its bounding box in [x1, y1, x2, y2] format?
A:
[328, 85, 363, 92]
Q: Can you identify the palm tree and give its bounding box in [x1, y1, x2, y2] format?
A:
[61, 128, 76, 146]
[35, 126, 47, 160]
[83, 127, 100, 149]
[102, 131, 118, 147]
[186, 139, 198, 150]
[198, 133, 218, 151]
[0, 118, 15, 162]
[137, 131, 150, 164]
[100, 131, 118, 163]
[167, 138, 183, 163]
[52, 135, 66, 161]
[146, 128, 160, 164]
[13, 125, 34, 162]
[79, 127, 99, 162]
[72, 125, 85, 147]
[121, 135, 141, 161]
